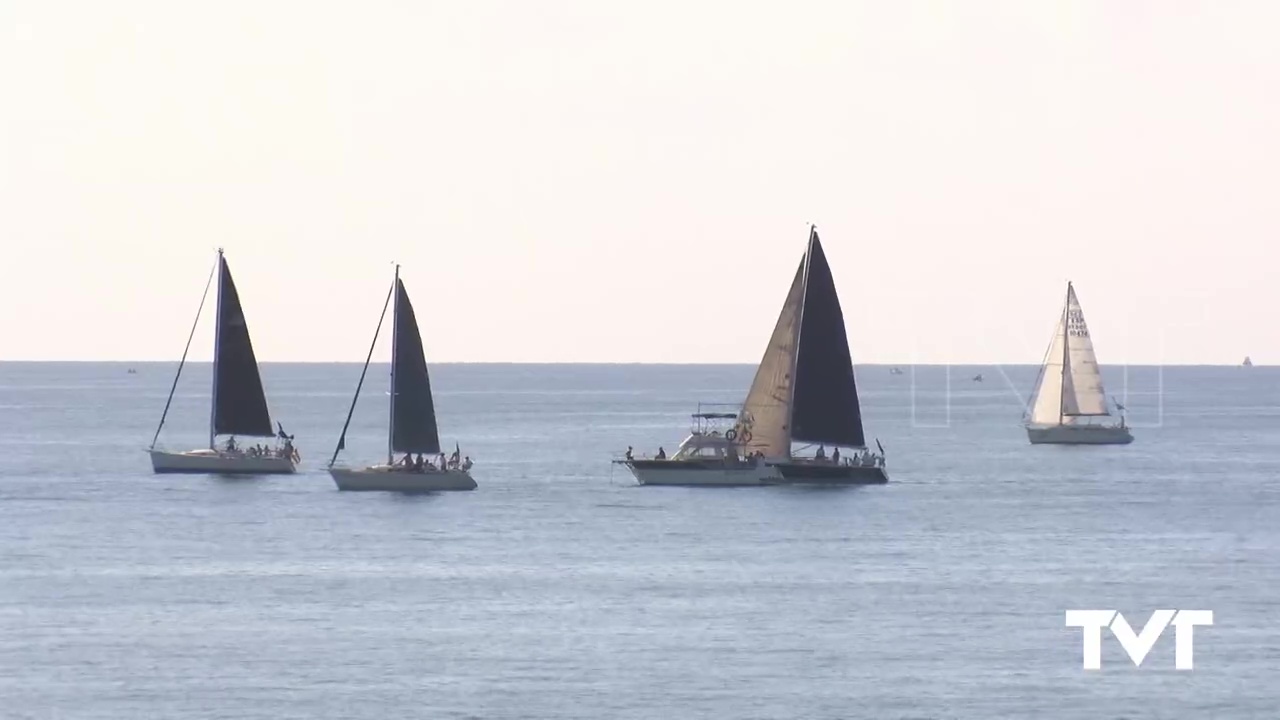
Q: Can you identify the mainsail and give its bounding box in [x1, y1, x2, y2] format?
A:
[789, 229, 866, 448]
[737, 227, 867, 455]
[390, 279, 441, 455]
[1028, 282, 1110, 425]
[212, 255, 274, 438]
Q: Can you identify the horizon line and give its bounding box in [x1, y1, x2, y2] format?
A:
[0, 359, 1266, 367]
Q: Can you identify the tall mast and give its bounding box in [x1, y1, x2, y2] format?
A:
[1058, 281, 1071, 427]
[387, 263, 400, 466]
[785, 224, 816, 458]
[209, 248, 225, 450]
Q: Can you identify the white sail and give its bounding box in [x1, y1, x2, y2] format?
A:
[1061, 284, 1109, 416]
[736, 262, 805, 457]
[1028, 305, 1068, 425]
[1028, 283, 1110, 426]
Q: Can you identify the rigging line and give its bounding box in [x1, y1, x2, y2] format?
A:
[149, 257, 218, 450]
[328, 278, 396, 468]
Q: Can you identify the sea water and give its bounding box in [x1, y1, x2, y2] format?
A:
[0, 362, 1277, 719]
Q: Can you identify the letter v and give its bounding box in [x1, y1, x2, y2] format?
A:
[1109, 610, 1176, 667]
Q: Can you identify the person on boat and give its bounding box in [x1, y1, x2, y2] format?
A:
[831, 447, 840, 465]
[401, 454, 414, 468]
[625, 446, 633, 461]
[656, 446, 666, 460]
[815, 445, 825, 460]
[438, 453, 448, 470]
[226, 436, 238, 453]
[462, 456, 473, 471]
[414, 454, 425, 472]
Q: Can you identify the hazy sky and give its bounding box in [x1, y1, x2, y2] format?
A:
[2, 1, 1276, 363]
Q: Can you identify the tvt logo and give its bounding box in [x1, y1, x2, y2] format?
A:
[1065, 610, 1213, 669]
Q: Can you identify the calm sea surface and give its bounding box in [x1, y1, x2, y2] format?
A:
[0, 362, 1277, 719]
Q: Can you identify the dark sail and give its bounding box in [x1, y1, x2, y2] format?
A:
[390, 279, 441, 454]
[212, 256, 274, 437]
[789, 229, 866, 448]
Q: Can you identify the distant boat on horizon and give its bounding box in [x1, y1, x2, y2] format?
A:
[972, 373, 984, 382]
[148, 249, 298, 474]
[1023, 281, 1133, 445]
[1243, 356, 1253, 367]
[890, 367, 904, 375]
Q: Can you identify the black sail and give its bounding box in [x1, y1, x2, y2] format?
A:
[390, 279, 441, 454]
[789, 229, 866, 448]
[213, 256, 274, 437]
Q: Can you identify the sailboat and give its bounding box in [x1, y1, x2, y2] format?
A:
[327, 265, 476, 492]
[740, 226, 888, 483]
[1024, 282, 1133, 445]
[618, 226, 888, 486]
[148, 250, 298, 474]
[1243, 356, 1253, 367]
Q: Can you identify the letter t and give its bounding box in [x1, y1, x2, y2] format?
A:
[1170, 610, 1213, 670]
[1066, 610, 1116, 670]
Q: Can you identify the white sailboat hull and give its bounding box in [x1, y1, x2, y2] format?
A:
[149, 449, 297, 475]
[329, 465, 477, 492]
[620, 460, 782, 487]
[1025, 423, 1133, 445]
